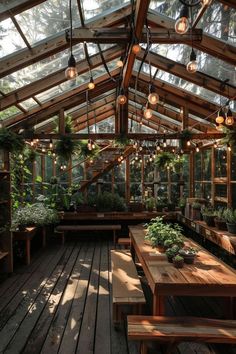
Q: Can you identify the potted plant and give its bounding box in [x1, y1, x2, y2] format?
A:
[179, 247, 198, 264]
[173, 255, 184, 268]
[214, 208, 227, 231]
[145, 217, 183, 253]
[223, 208, 236, 234]
[201, 206, 216, 227]
[156, 197, 166, 212]
[154, 152, 175, 170]
[191, 201, 202, 220]
[178, 198, 186, 215]
[145, 197, 156, 212]
[165, 245, 180, 262]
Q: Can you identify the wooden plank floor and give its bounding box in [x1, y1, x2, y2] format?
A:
[0, 238, 235, 354]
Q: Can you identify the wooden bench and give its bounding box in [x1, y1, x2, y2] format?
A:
[55, 224, 121, 244]
[127, 315, 236, 354]
[111, 250, 146, 324]
[116, 237, 131, 249]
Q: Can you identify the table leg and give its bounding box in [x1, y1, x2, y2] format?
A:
[26, 239, 30, 265]
[153, 294, 165, 315]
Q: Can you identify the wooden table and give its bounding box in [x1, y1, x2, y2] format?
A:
[129, 225, 236, 317]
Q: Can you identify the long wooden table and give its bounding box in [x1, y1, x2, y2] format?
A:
[129, 225, 236, 317]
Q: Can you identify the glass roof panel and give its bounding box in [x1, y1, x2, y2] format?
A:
[79, 116, 115, 133]
[81, 0, 130, 20]
[35, 61, 117, 104]
[135, 59, 228, 106]
[19, 98, 39, 110]
[199, 0, 236, 46]
[129, 119, 158, 134]
[0, 18, 26, 57]
[149, 0, 200, 21]
[14, 0, 80, 45]
[150, 43, 236, 87]
[0, 44, 84, 93]
[0, 106, 21, 120]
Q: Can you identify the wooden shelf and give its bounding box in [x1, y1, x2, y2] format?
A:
[177, 214, 236, 255]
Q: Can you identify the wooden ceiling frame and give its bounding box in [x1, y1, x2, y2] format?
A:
[128, 91, 207, 132]
[130, 73, 218, 120]
[73, 109, 115, 132]
[0, 46, 122, 111]
[128, 112, 173, 134]
[136, 49, 235, 99]
[0, 4, 131, 78]
[0, 0, 47, 21]
[7, 72, 119, 130]
[147, 11, 236, 66]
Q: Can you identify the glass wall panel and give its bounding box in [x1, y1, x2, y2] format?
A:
[202, 149, 211, 180]
[202, 183, 211, 202]
[215, 184, 227, 198]
[194, 153, 201, 181]
[214, 147, 227, 178]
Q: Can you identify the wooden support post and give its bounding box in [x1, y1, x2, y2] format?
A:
[126, 156, 130, 204]
[59, 108, 65, 135]
[227, 147, 232, 207]
[189, 152, 194, 197]
[211, 146, 215, 206]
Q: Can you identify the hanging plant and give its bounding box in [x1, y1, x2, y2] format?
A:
[24, 146, 37, 163]
[220, 126, 236, 151]
[78, 140, 99, 159]
[154, 152, 175, 170]
[0, 127, 25, 153]
[113, 133, 130, 148]
[55, 135, 78, 160]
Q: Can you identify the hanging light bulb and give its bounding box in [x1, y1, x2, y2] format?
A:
[187, 140, 191, 146]
[49, 139, 53, 149]
[148, 86, 159, 105]
[143, 103, 152, 119]
[201, 0, 212, 5]
[116, 59, 123, 68]
[132, 39, 141, 54]
[195, 144, 200, 153]
[214, 141, 218, 148]
[156, 143, 161, 151]
[87, 139, 92, 151]
[216, 109, 225, 124]
[175, 5, 189, 34]
[216, 123, 224, 131]
[30, 139, 34, 147]
[227, 143, 231, 152]
[42, 146, 46, 153]
[186, 49, 197, 73]
[117, 88, 127, 105]
[65, 54, 77, 79]
[88, 77, 95, 90]
[163, 138, 167, 148]
[225, 108, 234, 126]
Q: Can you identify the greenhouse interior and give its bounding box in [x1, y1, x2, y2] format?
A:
[0, 0, 236, 353]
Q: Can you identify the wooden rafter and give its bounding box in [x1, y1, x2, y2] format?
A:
[0, 4, 131, 78]
[147, 11, 236, 66]
[74, 109, 115, 132]
[192, 2, 210, 29]
[0, 46, 122, 111]
[130, 73, 219, 119]
[136, 49, 235, 98]
[0, 0, 46, 21]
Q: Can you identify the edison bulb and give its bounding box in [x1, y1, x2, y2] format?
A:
[148, 92, 159, 105]
[65, 66, 77, 80]
[116, 60, 123, 68]
[88, 81, 95, 90]
[117, 94, 127, 105]
[175, 17, 189, 34]
[143, 108, 152, 119]
[186, 60, 197, 73]
[132, 43, 141, 54]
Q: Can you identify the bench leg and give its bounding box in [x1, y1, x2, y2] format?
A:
[140, 342, 148, 354]
[153, 294, 165, 315]
[113, 303, 122, 324]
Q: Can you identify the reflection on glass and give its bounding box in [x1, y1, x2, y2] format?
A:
[15, 0, 80, 45]
[214, 147, 227, 178]
[202, 149, 211, 180]
[194, 153, 201, 181]
[81, 0, 130, 20]
[0, 18, 26, 58]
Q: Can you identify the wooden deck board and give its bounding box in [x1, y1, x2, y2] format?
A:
[0, 239, 235, 354]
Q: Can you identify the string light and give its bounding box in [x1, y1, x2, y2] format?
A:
[116, 59, 123, 68]
[187, 140, 191, 146]
[88, 77, 95, 90]
[216, 108, 225, 124]
[227, 143, 231, 152]
[186, 49, 197, 73]
[117, 89, 127, 105]
[175, 5, 189, 34]
[225, 108, 234, 126]
[195, 144, 200, 153]
[49, 139, 53, 149]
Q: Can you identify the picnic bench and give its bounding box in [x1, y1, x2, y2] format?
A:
[128, 315, 236, 354]
[55, 224, 121, 244]
[111, 250, 146, 324]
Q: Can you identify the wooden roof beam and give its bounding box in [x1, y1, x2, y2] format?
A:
[69, 27, 202, 44]
[147, 11, 236, 66]
[131, 72, 219, 119]
[0, 46, 122, 111]
[136, 49, 235, 99]
[7, 72, 119, 130]
[0, 4, 131, 78]
[0, 0, 46, 21]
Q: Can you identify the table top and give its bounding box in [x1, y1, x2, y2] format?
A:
[129, 225, 236, 297]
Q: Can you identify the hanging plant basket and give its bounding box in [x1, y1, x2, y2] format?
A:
[0, 128, 25, 153]
[55, 135, 78, 160]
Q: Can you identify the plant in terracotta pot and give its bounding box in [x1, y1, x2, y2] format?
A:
[165, 245, 180, 262]
[214, 208, 227, 231]
[173, 255, 184, 269]
[223, 208, 236, 234]
[179, 246, 198, 264]
[201, 206, 216, 227]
